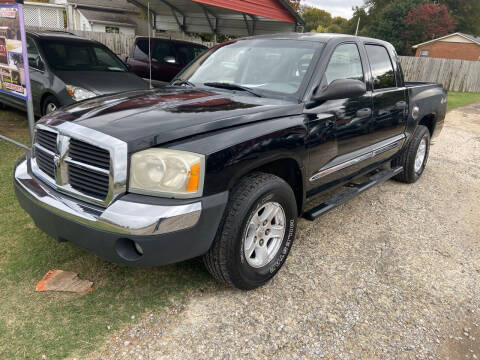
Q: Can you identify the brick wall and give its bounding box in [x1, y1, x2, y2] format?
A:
[415, 41, 480, 61]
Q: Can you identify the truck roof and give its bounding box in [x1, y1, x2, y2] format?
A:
[241, 32, 394, 48]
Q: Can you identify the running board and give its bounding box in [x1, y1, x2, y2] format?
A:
[302, 166, 403, 221]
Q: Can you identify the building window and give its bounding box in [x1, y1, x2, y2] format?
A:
[106, 26, 119, 34]
[420, 50, 429, 57]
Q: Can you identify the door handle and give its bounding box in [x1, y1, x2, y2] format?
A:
[356, 108, 372, 118]
[396, 101, 407, 109]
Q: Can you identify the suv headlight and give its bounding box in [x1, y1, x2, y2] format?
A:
[129, 149, 205, 198]
[66, 85, 97, 101]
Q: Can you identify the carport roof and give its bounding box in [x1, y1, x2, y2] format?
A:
[127, 0, 304, 36]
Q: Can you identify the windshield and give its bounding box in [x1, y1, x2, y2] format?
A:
[39, 39, 128, 72]
[177, 40, 322, 98]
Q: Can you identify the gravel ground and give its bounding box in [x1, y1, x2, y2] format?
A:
[92, 104, 480, 360]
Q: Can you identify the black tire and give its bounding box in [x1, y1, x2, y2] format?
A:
[392, 125, 431, 183]
[41, 95, 60, 116]
[203, 172, 298, 290]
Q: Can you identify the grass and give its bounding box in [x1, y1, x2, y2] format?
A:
[1, 90, 479, 358]
[447, 91, 480, 111]
[0, 108, 215, 359]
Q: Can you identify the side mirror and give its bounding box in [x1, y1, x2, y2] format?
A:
[164, 56, 177, 64]
[312, 79, 366, 102]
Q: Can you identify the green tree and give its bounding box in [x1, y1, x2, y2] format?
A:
[439, 0, 480, 35]
[303, 8, 333, 32]
[314, 17, 349, 34]
[368, 0, 425, 55]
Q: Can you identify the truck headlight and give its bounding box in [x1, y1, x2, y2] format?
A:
[66, 85, 97, 101]
[129, 149, 205, 198]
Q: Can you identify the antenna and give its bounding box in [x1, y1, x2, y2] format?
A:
[148, 1, 152, 89]
[355, 17, 361, 36]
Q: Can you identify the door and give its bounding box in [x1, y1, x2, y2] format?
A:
[151, 40, 183, 82]
[307, 42, 373, 192]
[364, 44, 407, 144]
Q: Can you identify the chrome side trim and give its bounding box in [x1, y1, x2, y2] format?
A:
[310, 152, 372, 181]
[15, 158, 201, 236]
[33, 122, 128, 207]
[310, 135, 405, 182]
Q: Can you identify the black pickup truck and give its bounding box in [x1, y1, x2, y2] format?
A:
[14, 33, 446, 290]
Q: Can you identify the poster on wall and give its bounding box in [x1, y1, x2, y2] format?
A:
[0, 1, 29, 100]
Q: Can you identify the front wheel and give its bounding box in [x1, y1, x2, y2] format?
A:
[42, 95, 60, 116]
[203, 172, 298, 290]
[392, 125, 431, 183]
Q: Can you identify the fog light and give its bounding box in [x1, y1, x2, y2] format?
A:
[134, 242, 144, 255]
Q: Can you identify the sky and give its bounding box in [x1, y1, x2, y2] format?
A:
[303, 0, 365, 19]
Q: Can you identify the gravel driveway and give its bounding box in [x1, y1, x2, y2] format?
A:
[93, 104, 480, 360]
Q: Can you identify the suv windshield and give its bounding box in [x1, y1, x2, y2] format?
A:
[177, 39, 322, 97]
[39, 39, 127, 72]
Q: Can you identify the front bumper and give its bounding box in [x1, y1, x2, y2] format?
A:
[14, 158, 228, 266]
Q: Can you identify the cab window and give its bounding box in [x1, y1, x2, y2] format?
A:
[365, 44, 396, 89]
[325, 43, 364, 85]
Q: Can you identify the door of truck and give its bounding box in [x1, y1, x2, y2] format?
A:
[306, 41, 374, 193]
[363, 43, 407, 148]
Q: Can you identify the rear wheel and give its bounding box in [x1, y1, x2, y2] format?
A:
[203, 172, 298, 290]
[392, 125, 431, 183]
[41, 95, 60, 116]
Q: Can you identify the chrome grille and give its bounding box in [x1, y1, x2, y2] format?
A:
[31, 123, 128, 207]
[35, 147, 55, 178]
[68, 164, 110, 199]
[69, 139, 110, 170]
[34, 129, 57, 178]
[36, 129, 57, 152]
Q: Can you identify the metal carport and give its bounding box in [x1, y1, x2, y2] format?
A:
[127, 0, 304, 37]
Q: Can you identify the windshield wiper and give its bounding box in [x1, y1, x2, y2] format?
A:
[203, 82, 262, 97]
[171, 79, 196, 87]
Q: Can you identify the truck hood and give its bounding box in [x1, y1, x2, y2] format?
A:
[40, 87, 303, 152]
[55, 70, 150, 95]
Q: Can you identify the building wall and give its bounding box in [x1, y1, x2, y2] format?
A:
[77, 11, 92, 31]
[415, 41, 480, 61]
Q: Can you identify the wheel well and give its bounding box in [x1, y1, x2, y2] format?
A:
[251, 158, 304, 213]
[419, 114, 436, 137]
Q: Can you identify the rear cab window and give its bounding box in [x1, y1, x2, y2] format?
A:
[365, 44, 397, 90]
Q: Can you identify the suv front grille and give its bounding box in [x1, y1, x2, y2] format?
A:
[31, 123, 127, 206]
